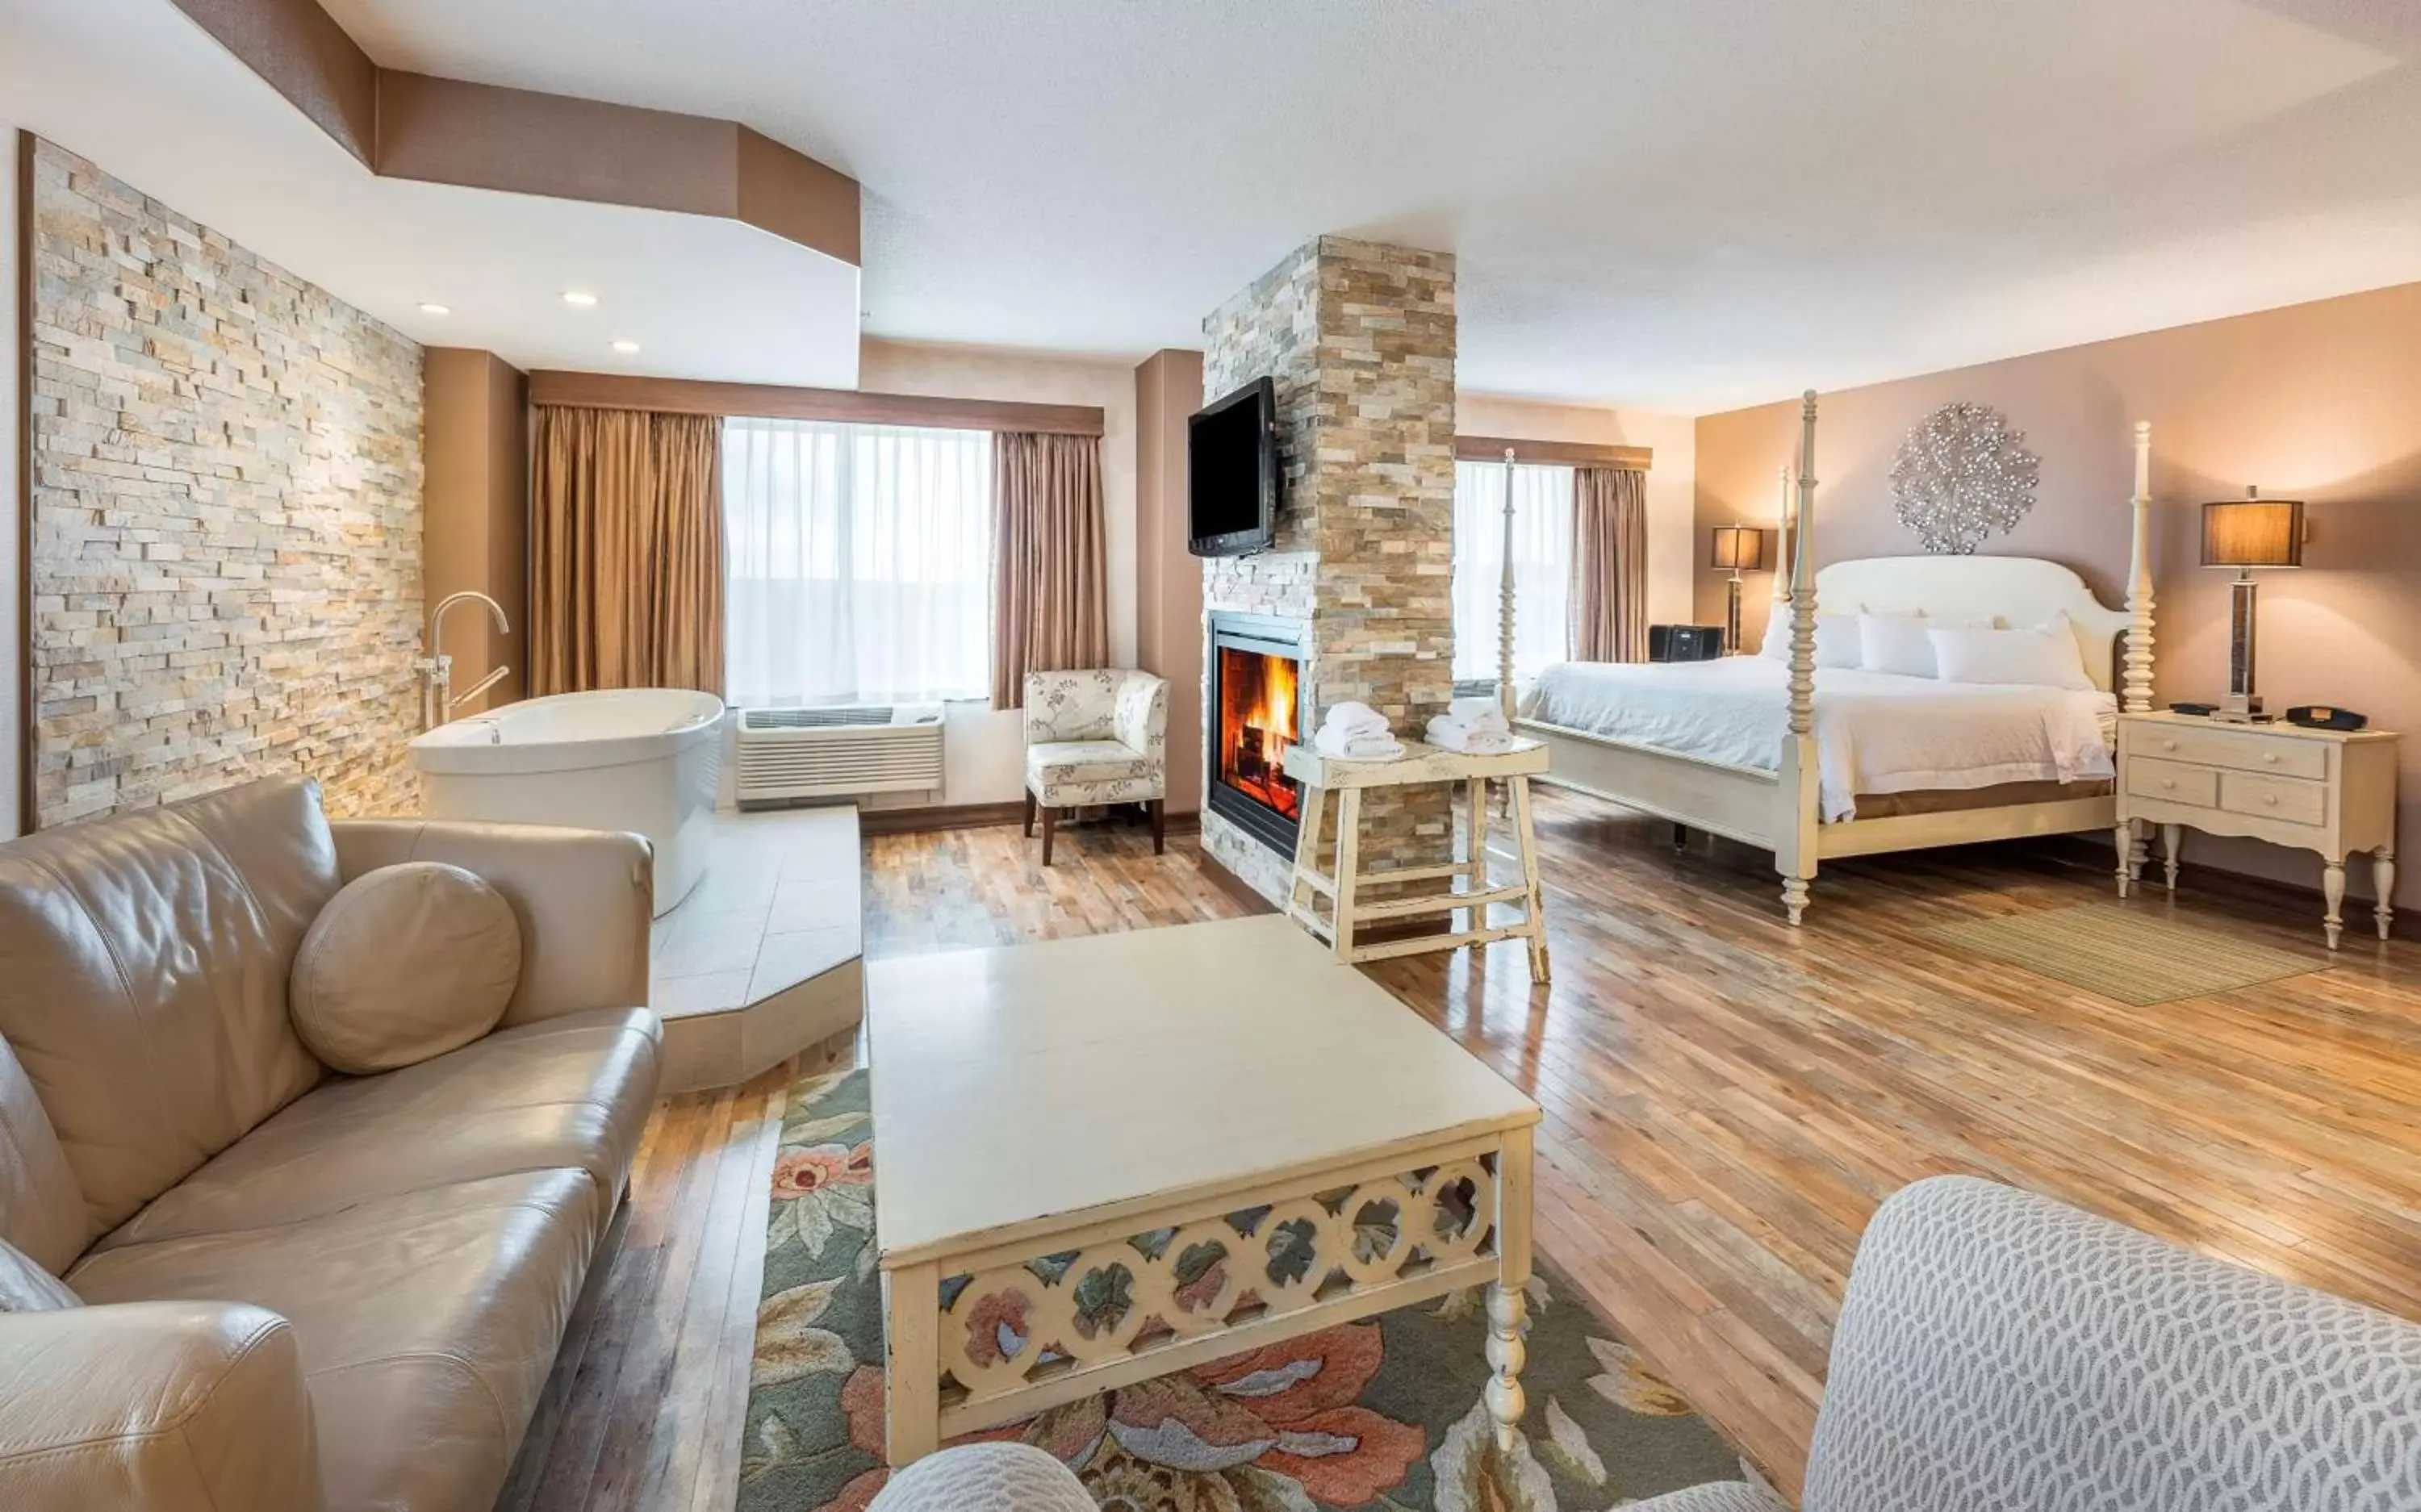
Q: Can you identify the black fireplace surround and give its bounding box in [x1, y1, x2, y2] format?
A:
[1206, 611, 1311, 857]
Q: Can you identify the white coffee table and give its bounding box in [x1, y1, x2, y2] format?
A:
[865, 916, 1541, 1467]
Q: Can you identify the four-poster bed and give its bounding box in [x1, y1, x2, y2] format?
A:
[1495, 394, 2157, 924]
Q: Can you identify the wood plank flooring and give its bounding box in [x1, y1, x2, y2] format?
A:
[543, 792, 2421, 1510]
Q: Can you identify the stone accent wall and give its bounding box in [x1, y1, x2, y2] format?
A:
[28, 140, 424, 829]
[1200, 236, 1457, 901]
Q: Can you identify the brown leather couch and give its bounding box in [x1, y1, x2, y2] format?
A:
[0, 776, 663, 1510]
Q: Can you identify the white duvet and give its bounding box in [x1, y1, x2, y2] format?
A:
[1517, 658, 2115, 822]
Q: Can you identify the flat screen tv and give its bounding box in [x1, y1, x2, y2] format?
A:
[1188, 377, 1280, 557]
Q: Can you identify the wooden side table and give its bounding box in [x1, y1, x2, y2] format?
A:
[1281, 738, 1551, 982]
[2114, 711, 2399, 948]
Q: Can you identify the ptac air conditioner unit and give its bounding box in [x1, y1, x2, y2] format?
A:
[734, 703, 944, 807]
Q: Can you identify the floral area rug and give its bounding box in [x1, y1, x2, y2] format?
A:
[739, 1068, 1765, 1512]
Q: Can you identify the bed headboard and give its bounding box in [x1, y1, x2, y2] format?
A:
[1814, 556, 2133, 693]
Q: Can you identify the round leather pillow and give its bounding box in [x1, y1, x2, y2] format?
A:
[291, 862, 521, 1073]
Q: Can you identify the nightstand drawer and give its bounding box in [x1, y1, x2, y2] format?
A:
[2219, 771, 2327, 827]
[2133, 723, 2327, 780]
[2126, 757, 2217, 808]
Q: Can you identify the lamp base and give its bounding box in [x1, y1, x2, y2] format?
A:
[2218, 574, 2264, 722]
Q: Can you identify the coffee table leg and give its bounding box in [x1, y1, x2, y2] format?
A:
[1485, 1126, 1534, 1454]
[882, 1262, 941, 1467]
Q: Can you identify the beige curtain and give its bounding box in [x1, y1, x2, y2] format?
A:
[991, 431, 1109, 708]
[1572, 466, 1650, 662]
[531, 406, 725, 696]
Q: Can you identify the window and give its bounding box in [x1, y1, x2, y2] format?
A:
[723, 418, 993, 705]
[1451, 458, 1572, 683]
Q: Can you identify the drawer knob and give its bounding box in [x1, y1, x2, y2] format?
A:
[2264, 795, 2278, 805]
[2161, 740, 2177, 751]
[2262, 753, 2277, 765]
[2162, 779, 2176, 790]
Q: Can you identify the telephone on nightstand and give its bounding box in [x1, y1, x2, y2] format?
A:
[2285, 705, 2369, 731]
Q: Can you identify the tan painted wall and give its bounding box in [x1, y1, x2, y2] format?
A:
[1695, 279, 2421, 907]
[423, 348, 528, 715]
[1135, 349, 1204, 813]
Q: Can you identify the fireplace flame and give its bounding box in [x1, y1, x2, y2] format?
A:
[1219, 647, 1301, 821]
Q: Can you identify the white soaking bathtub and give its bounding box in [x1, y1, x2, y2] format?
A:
[409, 688, 725, 916]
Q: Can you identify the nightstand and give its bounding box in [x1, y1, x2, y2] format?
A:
[2114, 711, 2398, 948]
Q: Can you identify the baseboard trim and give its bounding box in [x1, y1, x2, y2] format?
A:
[857, 801, 1025, 835]
[859, 802, 1203, 838]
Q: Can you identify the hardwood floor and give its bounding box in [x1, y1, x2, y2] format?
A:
[553, 792, 2421, 1509]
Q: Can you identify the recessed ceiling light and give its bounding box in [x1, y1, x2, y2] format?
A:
[561, 290, 599, 307]
[611, 340, 642, 355]
[418, 302, 451, 316]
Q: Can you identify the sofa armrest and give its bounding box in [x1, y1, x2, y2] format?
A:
[329, 819, 652, 1027]
[0, 1301, 320, 1511]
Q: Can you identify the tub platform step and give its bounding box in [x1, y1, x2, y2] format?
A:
[648, 804, 864, 1094]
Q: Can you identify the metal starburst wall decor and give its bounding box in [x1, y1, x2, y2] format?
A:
[1888, 402, 2041, 554]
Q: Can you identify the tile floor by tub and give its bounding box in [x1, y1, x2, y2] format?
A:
[649, 805, 861, 1018]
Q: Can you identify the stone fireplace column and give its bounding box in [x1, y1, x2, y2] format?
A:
[1198, 236, 1457, 904]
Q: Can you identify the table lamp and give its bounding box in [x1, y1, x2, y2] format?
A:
[1708, 524, 1767, 654]
[2200, 486, 2303, 721]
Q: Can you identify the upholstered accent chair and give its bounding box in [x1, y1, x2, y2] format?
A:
[1022, 668, 1168, 864]
[868, 1175, 2421, 1510]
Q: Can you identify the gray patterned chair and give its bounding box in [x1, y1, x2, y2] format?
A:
[868, 1176, 2421, 1510]
[1021, 667, 1168, 865]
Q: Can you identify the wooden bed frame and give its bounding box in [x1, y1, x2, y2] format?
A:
[1502, 395, 2156, 924]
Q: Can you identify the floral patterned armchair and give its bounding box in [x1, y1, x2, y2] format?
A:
[1022, 667, 1168, 864]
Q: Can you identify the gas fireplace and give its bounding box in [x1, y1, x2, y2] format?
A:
[1207, 612, 1310, 856]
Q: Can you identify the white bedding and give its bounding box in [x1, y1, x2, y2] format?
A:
[1517, 658, 2116, 822]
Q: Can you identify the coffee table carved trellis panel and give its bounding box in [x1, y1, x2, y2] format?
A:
[865, 917, 1542, 1467]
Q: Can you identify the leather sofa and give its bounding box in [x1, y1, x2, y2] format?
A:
[0, 775, 663, 1511]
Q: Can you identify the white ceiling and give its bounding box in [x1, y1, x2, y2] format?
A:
[0, 0, 863, 388]
[11, 2, 2421, 412]
[305, 0, 2421, 414]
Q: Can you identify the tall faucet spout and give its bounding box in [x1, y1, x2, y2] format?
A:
[420, 591, 514, 729]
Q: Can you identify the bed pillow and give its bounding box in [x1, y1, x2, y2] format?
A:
[1858, 612, 1943, 678]
[1759, 612, 1862, 668]
[1930, 616, 2095, 690]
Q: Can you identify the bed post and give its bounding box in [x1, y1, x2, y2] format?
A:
[2117, 420, 2156, 892]
[2122, 421, 2155, 712]
[1777, 393, 1821, 925]
[1499, 447, 1518, 724]
[1771, 465, 1792, 620]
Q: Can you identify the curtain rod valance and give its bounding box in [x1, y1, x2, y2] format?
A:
[1456, 434, 1651, 470]
[528, 370, 1107, 437]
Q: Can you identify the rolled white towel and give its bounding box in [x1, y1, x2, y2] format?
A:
[1322, 700, 1389, 737]
[1315, 726, 1404, 761]
[1426, 716, 1518, 754]
[1447, 695, 1509, 732]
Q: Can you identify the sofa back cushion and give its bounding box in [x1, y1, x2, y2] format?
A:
[0, 1035, 86, 1274]
[0, 776, 338, 1239]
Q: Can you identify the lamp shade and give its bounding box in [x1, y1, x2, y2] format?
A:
[1709, 525, 1767, 572]
[2201, 491, 2303, 568]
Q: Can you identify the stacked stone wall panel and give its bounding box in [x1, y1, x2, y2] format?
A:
[1200, 236, 1457, 901]
[27, 140, 424, 829]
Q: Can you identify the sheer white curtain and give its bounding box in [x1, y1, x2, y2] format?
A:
[723, 418, 993, 705]
[1451, 459, 1574, 683]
